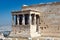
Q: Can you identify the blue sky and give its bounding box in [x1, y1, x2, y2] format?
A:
[0, 0, 60, 27]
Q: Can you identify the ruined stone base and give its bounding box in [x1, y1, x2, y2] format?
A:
[2, 37, 60, 40]
[30, 32, 40, 37]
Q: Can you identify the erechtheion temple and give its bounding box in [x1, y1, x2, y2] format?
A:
[2, 2, 60, 40]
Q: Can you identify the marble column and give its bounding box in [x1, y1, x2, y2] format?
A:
[12, 15, 14, 25]
[22, 14, 25, 25]
[17, 15, 19, 25]
[29, 14, 32, 25]
[34, 14, 36, 25]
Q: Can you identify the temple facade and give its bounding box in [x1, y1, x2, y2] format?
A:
[10, 10, 40, 40]
[4, 2, 60, 40]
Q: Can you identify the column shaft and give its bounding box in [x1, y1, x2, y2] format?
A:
[17, 15, 19, 25]
[12, 15, 14, 25]
[29, 14, 32, 25]
[22, 14, 25, 25]
[34, 14, 36, 25]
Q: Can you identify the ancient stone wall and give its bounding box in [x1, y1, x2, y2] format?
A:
[22, 4, 60, 36]
[11, 25, 30, 37]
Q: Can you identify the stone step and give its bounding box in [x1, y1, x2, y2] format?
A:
[31, 32, 40, 37]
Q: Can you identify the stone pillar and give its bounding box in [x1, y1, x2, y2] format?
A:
[22, 14, 25, 25]
[29, 14, 32, 25]
[17, 15, 19, 25]
[34, 14, 36, 25]
[12, 15, 14, 25]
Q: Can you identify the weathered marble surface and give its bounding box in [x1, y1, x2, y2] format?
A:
[22, 3, 60, 36]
